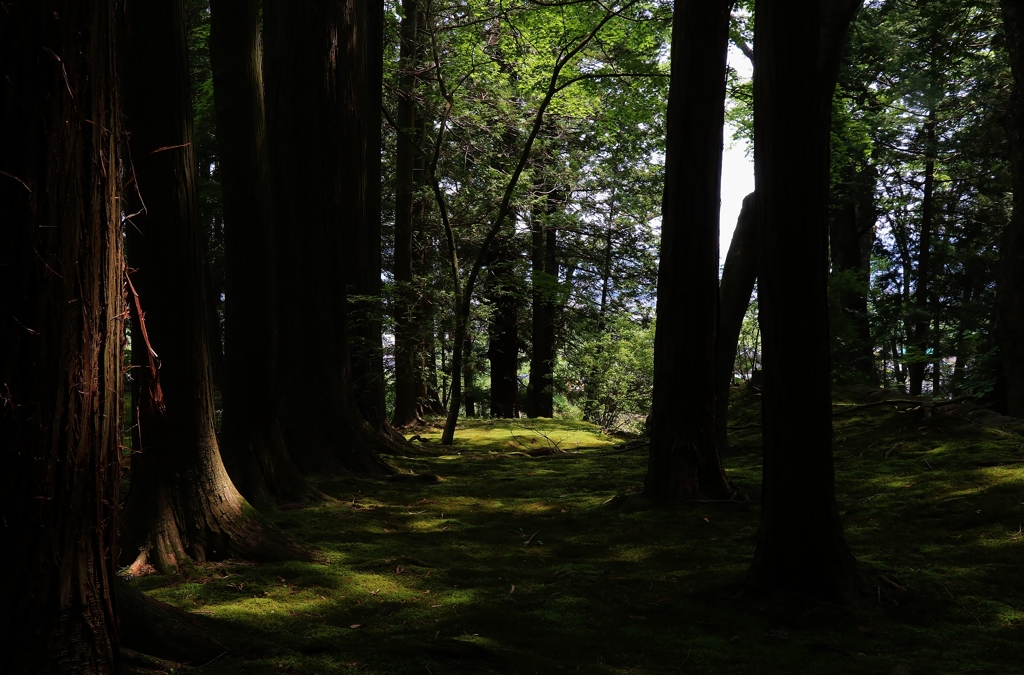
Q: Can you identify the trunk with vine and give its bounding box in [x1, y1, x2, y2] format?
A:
[120, 0, 302, 570]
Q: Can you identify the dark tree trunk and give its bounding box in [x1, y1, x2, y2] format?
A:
[716, 192, 758, 453]
[999, 0, 1024, 416]
[393, 0, 427, 427]
[1, 4, 121, 669]
[264, 0, 400, 474]
[209, 0, 317, 508]
[829, 163, 877, 383]
[347, 0, 404, 443]
[644, 0, 736, 501]
[120, 0, 300, 571]
[486, 239, 522, 418]
[908, 109, 937, 396]
[528, 185, 561, 418]
[464, 333, 478, 417]
[745, 0, 868, 606]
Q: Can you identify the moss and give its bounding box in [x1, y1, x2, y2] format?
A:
[127, 398, 1024, 674]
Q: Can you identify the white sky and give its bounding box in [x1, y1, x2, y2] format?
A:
[719, 45, 755, 267]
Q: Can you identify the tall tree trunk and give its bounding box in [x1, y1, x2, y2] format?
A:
[1, 2, 121, 668]
[644, 0, 736, 501]
[209, 0, 316, 507]
[909, 109, 937, 396]
[716, 192, 758, 453]
[347, 0, 404, 443]
[745, 0, 868, 605]
[393, 0, 426, 427]
[486, 238, 522, 418]
[999, 0, 1024, 417]
[416, 278, 447, 417]
[264, 0, 400, 474]
[583, 210, 615, 423]
[528, 184, 561, 418]
[120, 0, 300, 571]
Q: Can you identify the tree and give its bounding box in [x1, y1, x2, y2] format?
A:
[346, 0, 405, 442]
[527, 179, 564, 418]
[264, 0, 401, 471]
[120, 0, 297, 570]
[745, 0, 868, 605]
[392, 0, 430, 427]
[484, 234, 525, 418]
[643, 0, 736, 501]
[999, 0, 1024, 416]
[0, 0, 121, 668]
[209, 0, 315, 507]
[435, 0, 652, 444]
[839, 1, 1008, 397]
[715, 191, 757, 452]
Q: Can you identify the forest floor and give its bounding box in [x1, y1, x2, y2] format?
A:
[127, 388, 1024, 674]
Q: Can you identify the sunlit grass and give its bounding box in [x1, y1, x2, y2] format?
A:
[127, 389, 1024, 674]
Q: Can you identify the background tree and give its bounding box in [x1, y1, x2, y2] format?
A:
[837, 1, 1008, 399]
[0, 0, 122, 668]
[745, 0, 868, 605]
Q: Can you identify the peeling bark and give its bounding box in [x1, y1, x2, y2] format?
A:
[120, 0, 305, 570]
[1, 1, 122, 668]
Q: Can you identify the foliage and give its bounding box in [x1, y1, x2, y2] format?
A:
[558, 314, 654, 433]
[835, 0, 1010, 394]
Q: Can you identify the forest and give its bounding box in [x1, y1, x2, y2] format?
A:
[2, 0, 1024, 672]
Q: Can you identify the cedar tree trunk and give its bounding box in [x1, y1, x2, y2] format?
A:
[209, 0, 316, 507]
[120, 0, 300, 570]
[486, 239, 522, 418]
[0, 1, 121, 668]
[347, 0, 405, 443]
[644, 0, 736, 501]
[745, 0, 868, 605]
[392, 0, 426, 427]
[528, 184, 560, 418]
[908, 109, 937, 396]
[999, 0, 1024, 417]
[264, 0, 400, 473]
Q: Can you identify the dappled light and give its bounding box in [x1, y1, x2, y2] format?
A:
[116, 397, 1024, 673]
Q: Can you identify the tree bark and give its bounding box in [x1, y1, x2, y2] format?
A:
[486, 238, 522, 418]
[209, 0, 317, 509]
[716, 192, 758, 452]
[347, 0, 405, 443]
[0, 1, 121, 668]
[908, 109, 937, 396]
[393, 0, 427, 427]
[528, 184, 561, 419]
[644, 0, 736, 501]
[999, 0, 1024, 417]
[264, 0, 401, 473]
[120, 0, 301, 571]
[745, 0, 868, 605]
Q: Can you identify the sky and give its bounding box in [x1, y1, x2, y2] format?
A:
[719, 46, 755, 267]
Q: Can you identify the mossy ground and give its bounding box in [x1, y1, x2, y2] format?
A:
[129, 392, 1024, 674]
